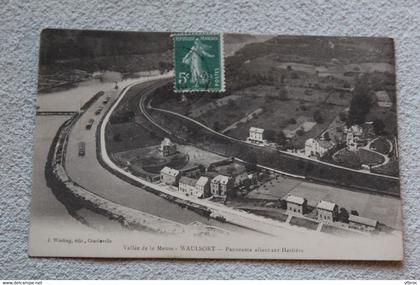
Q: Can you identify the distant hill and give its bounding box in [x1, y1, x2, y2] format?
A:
[224, 33, 274, 57]
[231, 35, 395, 65]
[39, 29, 172, 74]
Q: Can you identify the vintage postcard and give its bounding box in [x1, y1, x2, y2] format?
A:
[29, 29, 403, 260]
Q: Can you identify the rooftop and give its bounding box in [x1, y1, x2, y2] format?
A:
[250, 127, 264, 133]
[316, 200, 337, 212]
[179, 176, 197, 187]
[212, 174, 230, 184]
[195, 176, 209, 187]
[285, 195, 306, 205]
[160, 166, 179, 177]
[349, 214, 378, 227]
[161, 137, 174, 146]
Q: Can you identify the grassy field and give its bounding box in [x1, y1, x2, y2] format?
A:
[289, 216, 319, 230]
[333, 148, 384, 169]
[370, 137, 392, 154]
[176, 145, 226, 167]
[239, 208, 289, 222]
[105, 121, 162, 153]
[372, 158, 400, 177]
[246, 175, 302, 200]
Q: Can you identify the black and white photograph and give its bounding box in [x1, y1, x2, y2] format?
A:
[29, 29, 403, 260]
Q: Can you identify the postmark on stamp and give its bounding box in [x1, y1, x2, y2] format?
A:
[173, 33, 224, 92]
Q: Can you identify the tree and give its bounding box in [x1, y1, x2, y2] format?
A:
[351, 210, 359, 216]
[276, 131, 287, 145]
[264, 129, 276, 141]
[348, 75, 372, 125]
[313, 110, 324, 124]
[323, 132, 331, 141]
[198, 164, 206, 173]
[289, 118, 297, 124]
[372, 118, 385, 135]
[338, 207, 349, 223]
[280, 199, 287, 210]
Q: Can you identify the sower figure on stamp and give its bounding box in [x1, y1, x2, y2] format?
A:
[182, 38, 215, 88]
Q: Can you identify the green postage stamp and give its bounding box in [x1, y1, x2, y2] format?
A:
[173, 33, 225, 92]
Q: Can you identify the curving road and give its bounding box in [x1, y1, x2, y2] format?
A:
[64, 76, 248, 233]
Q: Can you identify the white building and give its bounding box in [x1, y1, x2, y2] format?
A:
[349, 214, 378, 231]
[160, 138, 177, 157]
[285, 195, 307, 215]
[344, 125, 364, 151]
[210, 175, 233, 197]
[195, 176, 210, 198]
[304, 138, 334, 158]
[178, 176, 198, 196]
[248, 127, 266, 144]
[160, 166, 180, 186]
[375, 91, 392, 108]
[317, 200, 338, 223]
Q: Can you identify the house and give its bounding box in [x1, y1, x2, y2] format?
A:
[195, 176, 210, 197]
[375, 91, 392, 108]
[344, 125, 364, 151]
[317, 200, 338, 223]
[160, 138, 177, 157]
[285, 195, 307, 215]
[210, 175, 232, 197]
[160, 166, 180, 186]
[219, 175, 233, 196]
[348, 214, 378, 231]
[304, 138, 334, 158]
[248, 127, 266, 144]
[178, 176, 198, 196]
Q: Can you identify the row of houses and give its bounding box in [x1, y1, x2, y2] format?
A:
[285, 195, 379, 232]
[160, 166, 238, 198]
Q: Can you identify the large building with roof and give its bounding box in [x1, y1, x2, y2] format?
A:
[316, 200, 338, 223]
[160, 138, 177, 157]
[195, 176, 210, 198]
[285, 195, 307, 215]
[248, 127, 266, 144]
[210, 175, 233, 197]
[160, 166, 180, 186]
[178, 176, 198, 196]
[304, 138, 335, 158]
[348, 214, 378, 231]
[344, 124, 364, 151]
